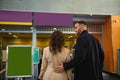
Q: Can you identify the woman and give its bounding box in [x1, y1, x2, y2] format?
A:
[38, 30, 72, 80]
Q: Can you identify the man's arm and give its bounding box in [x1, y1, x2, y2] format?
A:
[64, 36, 88, 71]
[54, 36, 88, 72]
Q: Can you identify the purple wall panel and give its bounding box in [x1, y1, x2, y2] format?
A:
[0, 10, 32, 22]
[34, 12, 73, 26]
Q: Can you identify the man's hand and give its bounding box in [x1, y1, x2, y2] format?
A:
[54, 63, 64, 73]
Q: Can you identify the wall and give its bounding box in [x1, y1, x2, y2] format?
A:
[92, 34, 102, 44]
[2, 38, 32, 49]
[0, 0, 120, 15]
[37, 38, 49, 49]
[111, 16, 120, 72]
[2, 34, 102, 49]
[103, 15, 120, 73]
[103, 16, 114, 72]
[2, 37, 75, 50]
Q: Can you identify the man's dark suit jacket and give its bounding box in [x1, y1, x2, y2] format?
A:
[64, 30, 104, 80]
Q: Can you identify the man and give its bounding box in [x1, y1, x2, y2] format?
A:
[54, 21, 104, 80]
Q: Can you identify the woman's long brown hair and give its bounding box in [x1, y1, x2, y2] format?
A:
[49, 30, 64, 54]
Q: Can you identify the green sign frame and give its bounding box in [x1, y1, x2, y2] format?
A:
[6, 45, 33, 78]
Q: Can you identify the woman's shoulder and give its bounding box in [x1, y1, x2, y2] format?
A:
[43, 47, 50, 56]
[63, 47, 70, 52]
[43, 46, 49, 50]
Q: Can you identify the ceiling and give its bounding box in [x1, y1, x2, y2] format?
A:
[73, 14, 109, 24]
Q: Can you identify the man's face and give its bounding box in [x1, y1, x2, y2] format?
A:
[74, 23, 82, 35]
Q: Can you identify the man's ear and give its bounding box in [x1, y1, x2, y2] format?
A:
[78, 27, 81, 33]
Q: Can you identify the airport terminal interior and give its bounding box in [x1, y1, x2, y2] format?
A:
[0, 0, 120, 80]
[0, 13, 120, 80]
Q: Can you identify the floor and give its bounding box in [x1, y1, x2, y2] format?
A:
[103, 73, 119, 80]
[0, 72, 119, 80]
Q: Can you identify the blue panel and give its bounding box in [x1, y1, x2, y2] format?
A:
[118, 49, 120, 74]
[33, 48, 39, 64]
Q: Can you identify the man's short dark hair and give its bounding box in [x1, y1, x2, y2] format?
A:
[74, 21, 87, 26]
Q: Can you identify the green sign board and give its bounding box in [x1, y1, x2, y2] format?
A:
[6, 45, 32, 78]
